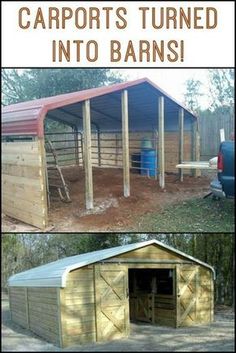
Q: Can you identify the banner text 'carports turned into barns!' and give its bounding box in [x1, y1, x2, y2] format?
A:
[2, 1, 235, 67]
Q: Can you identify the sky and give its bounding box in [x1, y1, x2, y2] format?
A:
[111, 68, 211, 109]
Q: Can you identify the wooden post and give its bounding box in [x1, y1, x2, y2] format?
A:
[155, 129, 158, 180]
[158, 96, 165, 189]
[82, 99, 93, 209]
[210, 272, 214, 323]
[178, 108, 184, 182]
[25, 288, 30, 329]
[94, 264, 102, 342]
[173, 267, 177, 327]
[124, 267, 130, 336]
[57, 288, 64, 348]
[122, 90, 130, 197]
[175, 265, 180, 328]
[195, 266, 199, 323]
[39, 138, 49, 229]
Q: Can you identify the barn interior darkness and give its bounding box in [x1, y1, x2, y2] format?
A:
[128, 268, 174, 324]
[129, 269, 174, 295]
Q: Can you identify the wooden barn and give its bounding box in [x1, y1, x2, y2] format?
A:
[2, 78, 200, 229]
[8, 240, 214, 348]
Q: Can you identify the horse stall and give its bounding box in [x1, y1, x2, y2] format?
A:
[2, 78, 200, 229]
[8, 240, 214, 348]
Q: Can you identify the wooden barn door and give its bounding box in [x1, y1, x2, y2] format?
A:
[2, 139, 48, 229]
[94, 264, 129, 342]
[176, 265, 199, 327]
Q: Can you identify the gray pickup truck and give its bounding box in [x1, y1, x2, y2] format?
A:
[210, 141, 235, 198]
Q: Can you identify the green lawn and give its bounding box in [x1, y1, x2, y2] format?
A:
[135, 197, 235, 233]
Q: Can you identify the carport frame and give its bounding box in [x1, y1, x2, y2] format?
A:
[81, 91, 199, 209]
[48, 89, 170, 209]
[81, 91, 169, 207]
[2, 78, 200, 229]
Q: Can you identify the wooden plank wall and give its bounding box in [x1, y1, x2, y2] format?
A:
[118, 244, 188, 262]
[2, 140, 48, 229]
[154, 294, 176, 327]
[9, 287, 28, 328]
[197, 267, 214, 324]
[27, 287, 60, 345]
[9, 287, 60, 345]
[59, 267, 96, 347]
[90, 132, 191, 173]
[199, 112, 234, 160]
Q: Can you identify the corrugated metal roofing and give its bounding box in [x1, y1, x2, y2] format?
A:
[8, 239, 214, 288]
[2, 78, 197, 137]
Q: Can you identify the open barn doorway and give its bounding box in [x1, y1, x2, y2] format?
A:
[128, 268, 176, 326]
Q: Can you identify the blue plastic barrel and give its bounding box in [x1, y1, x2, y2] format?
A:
[141, 149, 157, 177]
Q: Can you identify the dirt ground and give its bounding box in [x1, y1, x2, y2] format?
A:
[2, 167, 213, 232]
[2, 293, 234, 352]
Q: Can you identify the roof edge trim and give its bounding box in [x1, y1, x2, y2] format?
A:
[61, 239, 215, 287]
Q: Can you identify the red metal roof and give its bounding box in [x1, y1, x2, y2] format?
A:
[2, 78, 196, 137]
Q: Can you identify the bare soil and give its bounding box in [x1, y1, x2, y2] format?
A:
[2, 293, 234, 352]
[2, 167, 212, 232]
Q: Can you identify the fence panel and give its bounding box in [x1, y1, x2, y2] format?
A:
[199, 112, 234, 160]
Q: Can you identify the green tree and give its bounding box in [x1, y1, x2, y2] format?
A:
[184, 78, 203, 114]
[2, 69, 123, 106]
[208, 69, 234, 111]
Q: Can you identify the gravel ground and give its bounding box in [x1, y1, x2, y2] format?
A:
[2, 295, 234, 352]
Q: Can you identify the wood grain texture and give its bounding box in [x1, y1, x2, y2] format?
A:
[94, 264, 129, 342]
[9, 287, 28, 328]
[122, 90, 130, 197]
[2, 139, 48, 229]
[27, 287, 60, 345]
[82, 99, 94, 209]
[117, 244, 188, 261]
[59, 267, 96, 348]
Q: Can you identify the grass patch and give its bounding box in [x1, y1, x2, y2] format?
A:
[135, 197, 235, 232]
